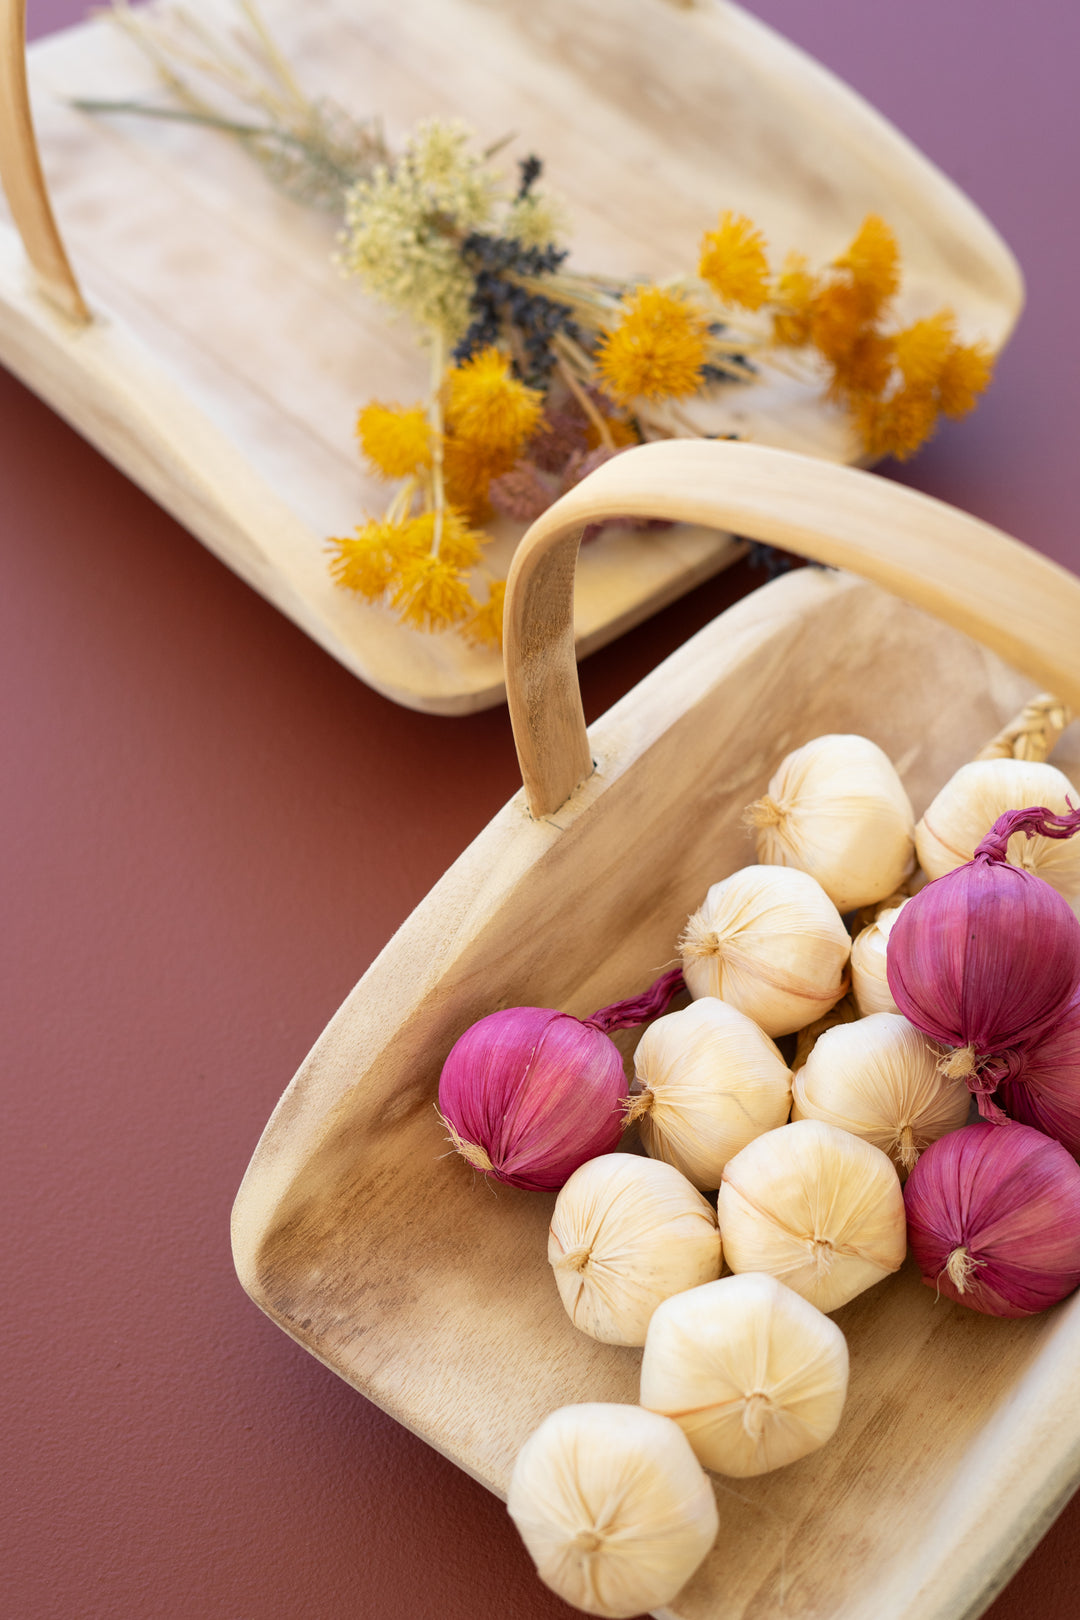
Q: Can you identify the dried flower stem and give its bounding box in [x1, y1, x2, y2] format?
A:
[552, 341, 615, 452]
[237, 0, 308, 110]
[429, 329, 447, 556]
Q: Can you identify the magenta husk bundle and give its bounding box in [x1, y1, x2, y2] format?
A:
[904, 1121, 1080, 1316]
[981, 987, 1080, 1155]
[437, 968, 684, 1190]
[886, 805, 1080, 1077]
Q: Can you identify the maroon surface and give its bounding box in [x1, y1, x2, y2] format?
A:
[4, 3, 1080, 1617]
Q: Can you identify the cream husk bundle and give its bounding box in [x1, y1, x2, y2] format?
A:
[679, 866, 850, 1038]
[548, 1154, 722, 1346]
[628, 998, 792, 1189]
[745, 734, 916, 911]
[792, 1013, 970, 1175]
[850, 901, 908, 1016]
[640, 1273, 849, 1477]
[916, 758, 1080, 900]
[792, 994, 860, 1072]
[507, 1402, 719, 1618]
[717, 1119, 906, 1311]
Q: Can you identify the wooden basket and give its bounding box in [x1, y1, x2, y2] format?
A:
[0, 0, 1023, 713]
[233, 441, 1080, 1620]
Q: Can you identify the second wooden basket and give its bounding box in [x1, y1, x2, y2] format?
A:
[0, 0, 1022, 712]
[233, 440, 1080, 1620]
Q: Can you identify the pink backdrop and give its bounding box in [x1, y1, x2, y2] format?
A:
[4, 2, 1080, 1616]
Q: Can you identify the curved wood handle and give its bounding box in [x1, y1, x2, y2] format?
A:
[0, 0, 89, 321]
[504, 439, 1080, 817]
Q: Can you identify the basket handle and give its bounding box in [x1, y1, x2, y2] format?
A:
[0, 0, 89, 321]
[504, 440, 1080, 818]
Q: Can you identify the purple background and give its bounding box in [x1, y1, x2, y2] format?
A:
[4, 2, 1080, 1617]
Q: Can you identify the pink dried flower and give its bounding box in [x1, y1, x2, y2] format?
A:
[561, 446, 619, 492]
[904, 1121, 1080, 1316]
[488, 462, 556, 523]
[437, 969, 684, 1190]
[526, 407, 589, 473]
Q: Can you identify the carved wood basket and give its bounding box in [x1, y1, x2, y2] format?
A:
[0, 0, 1022, 713]
[232, 440, 1080, 1620]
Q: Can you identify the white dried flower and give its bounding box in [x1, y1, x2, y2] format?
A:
[504, 190, 569, 249]
[339, 118, 495, 338]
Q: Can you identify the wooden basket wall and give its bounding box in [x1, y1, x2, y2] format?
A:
[232, 440, 1080, 1620]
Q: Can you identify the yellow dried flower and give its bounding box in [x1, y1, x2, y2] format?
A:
[461, 580, 507, 650]
[391, 552, 475, 631]
[400, 507, 484, 570]
[355, 402, 433, 479]
[327, 518, 406, 600]
[809, 280, 871, 366]
[937, 340, 994, 418]
[855, 384, 939, 461]
[443, 434, 510, 520]
[828, 328, 894, 402]
[892, 312, 957, 388]
[833, 215, 900, 318]
[698, 211, 770, 310]
[596, 285, 709, 405]
[445, 348, 545, 456]
[585, 411, 639, 451]
[772, 252, 819, 346]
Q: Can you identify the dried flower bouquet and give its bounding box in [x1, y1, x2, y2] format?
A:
[80, 1, 996, 651]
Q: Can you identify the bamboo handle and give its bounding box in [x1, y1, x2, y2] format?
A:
[504, 440, 1080, 818]
[0, 0, 89, 321]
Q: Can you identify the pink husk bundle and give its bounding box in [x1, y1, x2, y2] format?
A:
[886, 804, 1080, 1073]
[437, 968, 684, 1190]
[904, 1121, 1080, 1316]
[983, 988, 1080, 1155]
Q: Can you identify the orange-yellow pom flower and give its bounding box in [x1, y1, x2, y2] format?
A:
[327, 518, 406, 600]
[772, 251, 819, 346]
[937, 340, 994, 418]
[461, 580, 507, 650]
[391, 552, 475, 632]
[443, 434, 513, 520]
[892, 311, 957, 388]
[445, 348, 544, 457]
[833, 215, 900, 319]
[810, 280, 871, 367]
[855, 384, 939, 462]
[698, 211, 770, 310]
[828, 328, 895, 402]
[596, 285, 709, 405]
[355, 402, 433, 480]
[400, 507, 485, 570]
